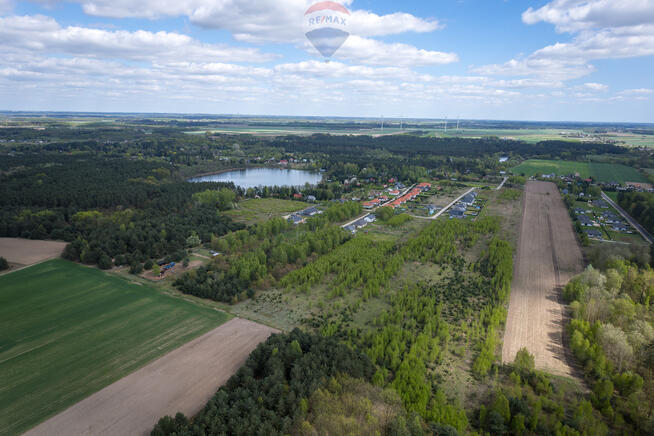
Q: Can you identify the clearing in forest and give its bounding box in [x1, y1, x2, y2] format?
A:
[0, 259, 229, 436]
[224, 198, 309, 225]
[502, 181, 584, 377]
[24, 318, 277, 436]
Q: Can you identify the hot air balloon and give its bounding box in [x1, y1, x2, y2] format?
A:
[304, 1, 350, 59]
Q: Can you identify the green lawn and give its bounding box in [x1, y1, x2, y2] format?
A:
[0, 259, 229, 436]
[224, 198, 310, 225]
[511, 159, 648, 184]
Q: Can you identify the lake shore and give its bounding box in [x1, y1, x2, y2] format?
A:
[188, 167, 324, 189]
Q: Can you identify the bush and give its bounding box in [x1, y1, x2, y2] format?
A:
[129, 262, 143, 275]
[98, 254, 113, 270]
[0, 256, 8, 271]
[513, 347, 535, 375]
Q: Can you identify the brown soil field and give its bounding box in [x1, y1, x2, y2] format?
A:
[0, 238, 66, 267]
[502, 181, 584, 377]
[24, 318, 278, 436]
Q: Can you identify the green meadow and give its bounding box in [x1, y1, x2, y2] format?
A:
[0, 259, 228, 436]
[512, 159, 648, 184]
[224, 198, 310, 225]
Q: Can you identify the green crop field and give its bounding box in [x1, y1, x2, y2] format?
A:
[512, 159, 591, 178]
[589, 162, 649, 184]
[426, 128, 581, 143]
[511, 159, 648, 184]
[224, 198, 310, 225]
[0, 259, 229, 436]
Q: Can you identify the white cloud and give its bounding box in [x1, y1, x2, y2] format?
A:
[20, 1, 451, 68]
[65, 0, 198, 19]
[0, 0, 13, 15]
[332, 35, 458, 67]
[583, 82, 608, 91]
[522, 0, 654, 32]
[0, 14, 275, 63]
[40, 0, 441, 42]
[191, 0, 441, 44]
[473, 57, 595, 81]
[618, 88, 654, 95]
[348, 10, 442, 37]
[477, 0, 654, 82]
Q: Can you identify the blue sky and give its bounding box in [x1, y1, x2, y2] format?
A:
[1, 0, 653, 122]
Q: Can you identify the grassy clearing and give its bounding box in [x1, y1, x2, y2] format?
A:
[512, 159, 647, 184]
[512, 159, 591, 178]
[223, 198, 309, 225]
[477, 188, 523, 248]
[0, 259, 228, 436]
[589, 162, 649, 183]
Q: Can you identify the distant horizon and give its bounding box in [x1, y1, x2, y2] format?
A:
[1, 110, 653, 127]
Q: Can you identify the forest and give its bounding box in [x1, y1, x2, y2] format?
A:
[564, 261, 654, 434]
[0, 152, 243, 268]
[618, 191, 654, 234]
[173, 202, 362, 303]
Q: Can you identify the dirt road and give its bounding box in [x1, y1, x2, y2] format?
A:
[502, 181, 584, 377]
[24, 318, 278, 436]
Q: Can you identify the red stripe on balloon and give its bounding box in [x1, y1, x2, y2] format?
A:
[305, 1, 350, 15]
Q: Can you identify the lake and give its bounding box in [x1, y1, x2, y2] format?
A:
[189, 168, 323, 189]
